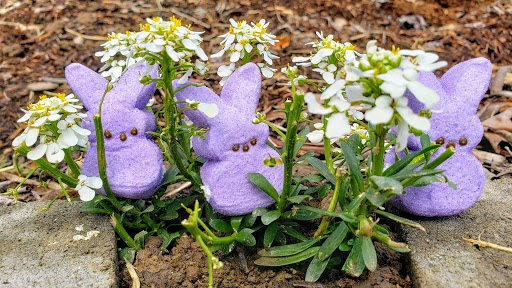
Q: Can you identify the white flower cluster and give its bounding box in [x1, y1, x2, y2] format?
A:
[12, 94, 90, 163]
[295, 33, 447, 151]
[211, 19, 279, 85]
[95, 16, 208, 82]
[75, 174, 103, 202]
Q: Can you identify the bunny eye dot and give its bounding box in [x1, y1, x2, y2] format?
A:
[243, 144, 250, 152]
[131, 128, 138, 136]
[120, 132, 127, 141]
[232, 144, 240, 152]
[459, 137, 468, 146]
[250, 138, 257, 146]
[435, 137, 445, 145]
[104, 130, 112, 139]
[446, 141, 455, 149]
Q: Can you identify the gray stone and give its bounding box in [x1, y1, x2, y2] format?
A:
[0, 200, 118, 288]
[401, 177, 512, 288]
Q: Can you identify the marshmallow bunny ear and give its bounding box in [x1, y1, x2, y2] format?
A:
[174, 81, 221, 128]
[220, 63, 262, 116]
[110, 64, 158, 109]
[65, 63, 108, 111]
[440, 58, 492, 112]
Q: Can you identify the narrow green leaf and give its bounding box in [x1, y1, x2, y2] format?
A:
[247, 173, 279, 202]
[342, 236, 365, 277]
[300, 174, 325, 184]
[134, 231, 149, 249]
[236, 228, 256, 246]
[258, 237, 323, 257]
[347, 133, 360, 152]
[293, 126, 310, 156]
[420, 133, 432, 162]
[254, 246, 320, 266]
[160, 165, 179, 186]
[294, 205, 358, 223]
[393, 169, 444, 182]
[121, 205, 134, 212]
[318, 222, 349, 261]
[261, 210, 281, 225]
[160, 210, 179, 221]
[375, 210, 425, 232]
[370, 176, 403, 195]
[280, 225, 308, 242]
[361, 237, 377, 271]
[305, 254, 330, 282]
[263, 222, 278, 248]
[142, 204, 154, 213]
[383, 145, 440, 177]
[340, 142, 363, 191]
[158, 230, 180, 249]
[411, 175, 443, 187]
[306, 157, 336, 184]
[209, 219, 233, 233]
[287, 195, 312, 204]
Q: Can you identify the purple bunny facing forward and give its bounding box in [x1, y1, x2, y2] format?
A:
[174, 63, 284, 215]
[386, 58, 492, 217]
[65, 63, 164, 199]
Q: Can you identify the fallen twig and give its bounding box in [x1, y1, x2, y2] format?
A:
[125, 261, 141, 288]
[64, 27, 108, 41]
[463, 237, 512, 253]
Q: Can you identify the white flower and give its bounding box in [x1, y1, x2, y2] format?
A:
[201, 184, 212, 201]
[185, 99, 219, 118]
[76, 175, 103, 202]
[377, 68, 439, 108]
[306, 123, 325, 144]
[305, 93, 332, 115]
[57, 114, 90, 148]
[325, 112, 350, 140]
[27, 135, 65, 163]
[365, 96, 394, 125]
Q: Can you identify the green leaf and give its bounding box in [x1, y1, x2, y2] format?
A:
[241, 213, 258, 229]
[342, 236, 365, 277]
[339, 242, 352, 252]
[119, 247, 136, 264]
[317, 185, 331, 198]
[247, 173, 279, 202]
[263, 222, 278, 248]
[411, 175, 443, 187]
[258, 237, 323, 257]
[365, 187, 387, 207]
[289, 205, 358, 223]
[121, 205, 134, 212]
[296, 151, 315, 162]
[305, 254, 330, 282]
[252, 207, 268, 217]
[340, 142, 363, 191]
[306, 157, 336, 184]
[393, 169, 444, 182]
[375, 210, 425, 231]
[230, 216, 243, 232]
[370, 176, 403, 195]
[287, 195, 312, 204]
[142, 204, 154, 213]
[318, 222, 349, 261]
[160, 165, 180, 186]
[294, 126, 310, 156]
[209, 219, 233, 233]
[300, 174, 325, 184]
[254, 246, 320, 266]
[236, 228, 256, 246]
[134, 231, 149, 249]
[160, 209, 179, 221]
[383, 144, 440, 177]
[361, 237, 377, 271]
[280, 225, 308, 242]
[347, 133, 360, 152]
[158, 230, 180, 249]
[261, 210, 281, 225]
[420, 133, 432, 162]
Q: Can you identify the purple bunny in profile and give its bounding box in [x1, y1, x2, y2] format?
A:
[386, 58, 492, 216]
[65, 63, 164, 199]
[174, 63, 284, 215]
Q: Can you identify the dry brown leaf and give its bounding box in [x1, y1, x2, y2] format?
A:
[482, 107, 512, 132]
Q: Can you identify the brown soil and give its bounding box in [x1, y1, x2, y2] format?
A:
[120, 234, 411, 288]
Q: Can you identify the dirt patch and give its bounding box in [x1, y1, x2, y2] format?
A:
[120, 233, 411, 288]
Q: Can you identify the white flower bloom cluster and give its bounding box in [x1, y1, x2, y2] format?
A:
[211, 19, 279, 85]
[13, 94, 90, 163]
[95, 16, 208, 82]
[296, 33, 447, 151]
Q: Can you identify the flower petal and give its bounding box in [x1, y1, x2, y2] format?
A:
[25, 128, 39, 147]
[46, 143, 64, 163]
[306, 130, 324, 144]
[365, 106, 393, 125]
[395, 120, 409, 152]
[27, 143, 47, 160]
[305, 93, 333, 115]
[325, 112, 351, 139]
[396, 107, 430, 131]
[407, 81, 440, 109]
[78, 186, 96, 202]
[321, 79, 345, 100]
[198, 102, 219, 118]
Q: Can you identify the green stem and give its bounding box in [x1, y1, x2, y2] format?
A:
[64, 148, 80, 177]
[323, 127, 334, 174]
[15, 145, 77, 187]
[278, 83, 304, 212]
[262, 119, 287, 140]
[371, 125, 386, 176]
[314, 169, 343, 237]
[111, 214, 141, 250]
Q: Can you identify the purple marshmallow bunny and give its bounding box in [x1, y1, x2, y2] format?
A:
[386, 58, 492, 216]
[174, 63, 284, 215]
[65, 63, 164, 199]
